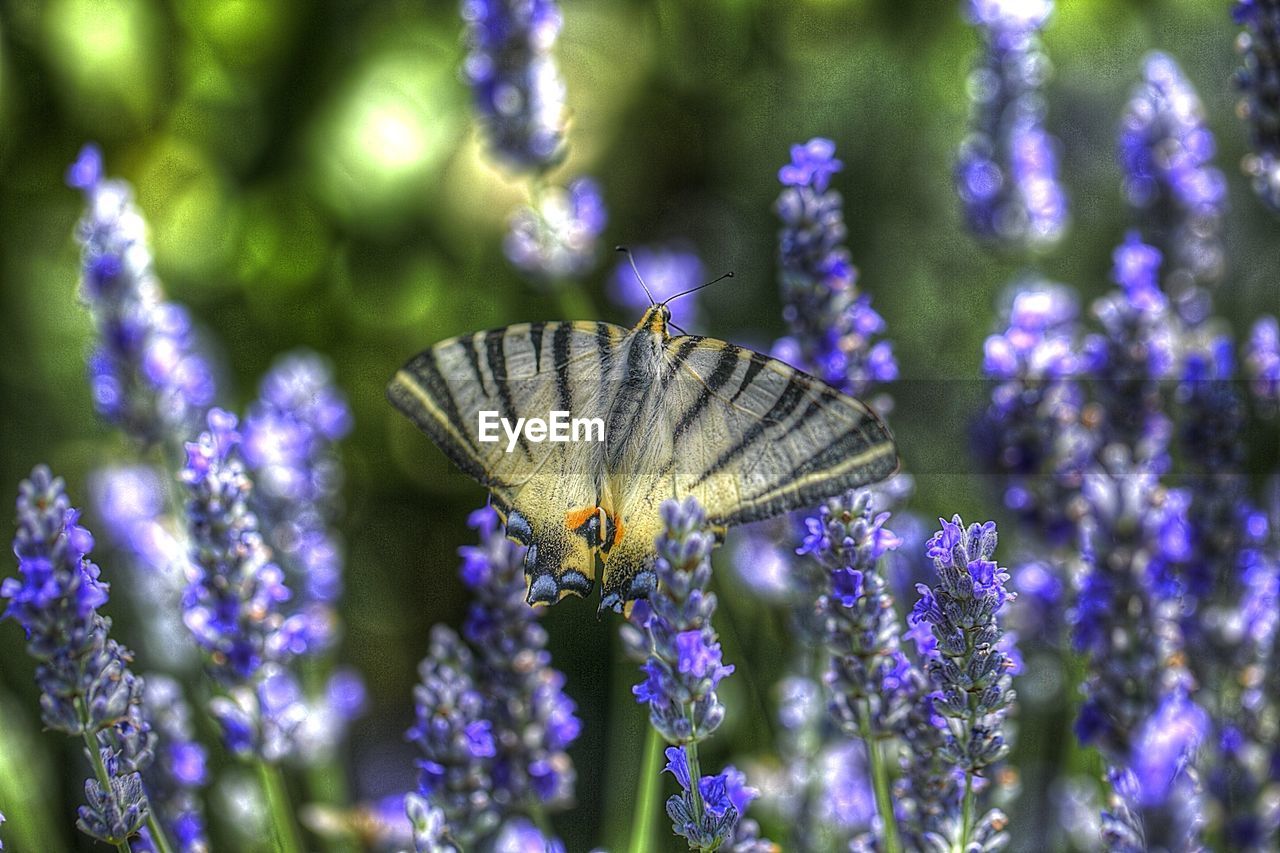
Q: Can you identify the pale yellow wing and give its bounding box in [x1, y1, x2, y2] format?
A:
[387, 321, 629, 603]
[597, 335, 897, 609]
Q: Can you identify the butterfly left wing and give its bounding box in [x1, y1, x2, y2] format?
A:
[388, 321, 629, 603]
[597, 335, 898, 610]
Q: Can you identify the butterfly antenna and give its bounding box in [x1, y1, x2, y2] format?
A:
[662, 271, 734, 306]
[615, 246, 655, 306]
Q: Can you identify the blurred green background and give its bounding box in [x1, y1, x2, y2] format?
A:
[0, 0, 1275, 850]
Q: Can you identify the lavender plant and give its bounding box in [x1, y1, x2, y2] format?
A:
[629, 498, 771, 851]
[1246, 315, 1280, 410]
[1235, 0, 1280, 212]
[178, 408, 309, 852]
[456, 505, 580, 816]
[407, 625, 499, 846]
[797, 492, 913, 850]
[1, 466, 168, 851]
[504, 177, 609, 281]
[241, 352, 365, 767]
[908, 516, 1018, 851]
[1083, 233, 1178, 462]
[775, 138, 896, 398]
[138, 676, 208, 853]
[461, 0, 567, 172]
[407, 505, 579, 849]
[242, 352, 351, 657]
[975, 283, 1090, 544]
[1118, 51, 1227, 321]
[67, 145, 215, 450]
[956, 0, 1068, 252]
[458, 0, 608, 289]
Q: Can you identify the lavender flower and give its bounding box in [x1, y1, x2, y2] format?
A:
[0, 811, 4, 850]
[1234, 0, 1280, 212]
[1173, 333, 1280, 847]
[1119, 52, 1227, 319]
[798, 492, 922, 849]
[1246, 315, 1280, 409]
[975, 282, 1091, 544]
[957, 0, 1068, 252]
[139, 675, 209, 853]
[1, 466, 154, 846]
[504, 178, 608, 281]
[180, 408, 304, 759]
[630, 498, 770, 850]
[406, 793, 458, 853]
[68, 144, 215, 448]
[908, 515, 1017, 850]
[457, 505, 580, 813]
[609, 246, 705, 328]
[800, 493, 912, 742]
[407, 625, 500, 846]
[662, 747, 765, 852]
[1072, 451, 1208, 849]
[1083, 233, 1178, 463]
[631, 498, 734, 747]
[242, 351, 352, 656]
[407, 507, 578, 848]
[776, 138, 896, 397]
[461, 0, 567, 171]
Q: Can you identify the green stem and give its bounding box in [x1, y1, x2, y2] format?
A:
[80, 729, 132, 853]
[958, 772, 975, 853]
[859, 710, 902, 853]
[144, 811, 175, 853]
[628, 726, 665, 853]
[257, 761, 306, 853]
[682, 739, 706, 825]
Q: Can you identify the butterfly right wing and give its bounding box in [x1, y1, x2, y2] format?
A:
[387, 321, 628, 603]
[669, 339, 899, 525]
[596, 335, 898, 610]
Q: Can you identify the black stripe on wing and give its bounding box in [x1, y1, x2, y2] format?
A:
[721, 417, 897, 525]
[689, 370, 809, 488]
[484, 328, 533, 459]
[729, 351, 769, 404]
[387, 350, 507, 489]
[462, 333, 490, 396]
[529, 321, 545, 374]
[553, 322, 574, 413]
[673, 343, 740, 443]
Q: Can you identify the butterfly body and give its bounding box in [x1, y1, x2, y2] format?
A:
[389, 304, 898, 613]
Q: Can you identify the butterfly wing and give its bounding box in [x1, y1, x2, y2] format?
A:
[388, 321, 630, 603]
[597, 335, 898, 609]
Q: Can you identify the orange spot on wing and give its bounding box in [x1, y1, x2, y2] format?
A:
[565, 506, 598, 531]
[611, 514, 625, 547]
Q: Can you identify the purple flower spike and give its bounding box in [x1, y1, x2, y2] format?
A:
[779, 138, 843, 192]
[1235, 0, 1280, 212]
[776, 137, 896, 397]
[907, 515, 1017, 846]
[504, 177, 608, 282]
[2, 466, 154, 846]
[1119, 51, 1227, 319]
[70, 147, 215, 447]
[958, 0, 1068, 252]
[461, 0, 567, 171]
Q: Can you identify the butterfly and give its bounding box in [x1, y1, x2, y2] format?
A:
[388, 296, 898, 614]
